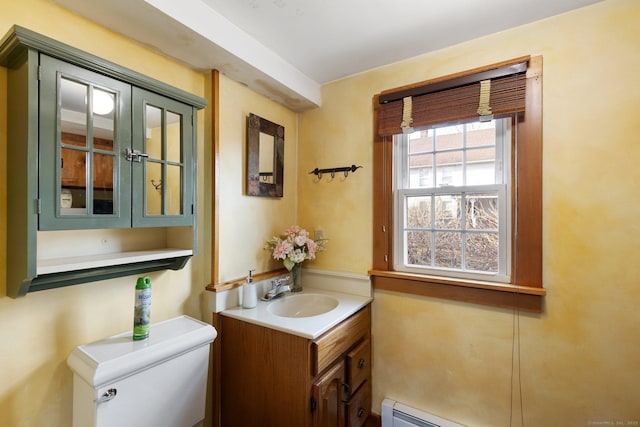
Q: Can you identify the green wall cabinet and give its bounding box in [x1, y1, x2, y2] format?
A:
[1, 26, 207, 298]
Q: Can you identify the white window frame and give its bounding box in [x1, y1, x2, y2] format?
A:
[393, 118, 512, 283]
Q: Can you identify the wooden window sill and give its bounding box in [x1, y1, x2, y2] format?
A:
[369, 270, 545, 312]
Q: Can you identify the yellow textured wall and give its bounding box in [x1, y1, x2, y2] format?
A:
[217, 74, 298, 281]
[3, 0, 640, 426]
[0, 1, 209, 426]
[298, 79, 372, 272]
[299, 0, 640, 425]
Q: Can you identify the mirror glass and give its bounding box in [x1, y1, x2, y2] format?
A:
[145, 161, 162, 215]
[166, 164, 182, 215]
[145, 105, 162, 216]
[258, 132, 275, 184]
[143, 105, 184, 215]
[59, 77, 115, 215]
[247, 113, 284, 197]
[166, 110, 183, 215]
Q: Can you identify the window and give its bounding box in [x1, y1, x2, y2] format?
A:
[395, 119, 511, 282]
[371, 56, 545, 311]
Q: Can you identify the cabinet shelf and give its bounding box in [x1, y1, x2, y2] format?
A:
[37, 248, 193, 275]
[26, 250, 192, 294]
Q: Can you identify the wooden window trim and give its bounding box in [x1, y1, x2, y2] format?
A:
[370, 56, 545, 312]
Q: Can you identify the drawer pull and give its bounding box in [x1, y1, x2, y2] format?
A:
[357, 407, 366, 418]
[341, 382, 351, 403]
[358, 358, 366, 369]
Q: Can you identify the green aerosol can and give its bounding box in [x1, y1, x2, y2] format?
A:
[133, 276, 152, 340]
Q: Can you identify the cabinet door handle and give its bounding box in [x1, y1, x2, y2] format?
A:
[341, 382, 351, 403]
[125, 148, 149, 162]
[357, 408, 366, 418]
[358, 358, 366, 369]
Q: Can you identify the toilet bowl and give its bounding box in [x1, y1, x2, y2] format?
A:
[67, 315, 217, 427]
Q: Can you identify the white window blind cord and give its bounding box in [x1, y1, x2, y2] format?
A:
[510, 118, 524, 427]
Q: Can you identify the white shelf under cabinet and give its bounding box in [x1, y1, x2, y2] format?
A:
[37, 249, 193, 275]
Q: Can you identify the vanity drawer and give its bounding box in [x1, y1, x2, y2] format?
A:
[313, 306, 371, 375]
[346, 381, 371, 427]
[346, 338, 371, 392]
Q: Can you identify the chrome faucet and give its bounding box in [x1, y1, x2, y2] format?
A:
[261, 276, 291, 301]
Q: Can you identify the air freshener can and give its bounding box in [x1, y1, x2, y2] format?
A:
[133, 276, 152, 340]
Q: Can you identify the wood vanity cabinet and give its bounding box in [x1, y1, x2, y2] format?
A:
[220, 304, 372, 427]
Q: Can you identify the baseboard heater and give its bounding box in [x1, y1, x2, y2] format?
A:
[381, 399, 466, 427]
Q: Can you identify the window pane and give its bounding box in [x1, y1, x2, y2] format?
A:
[465, 194, 498, 230]
[434, 195, 461, 229]
[465, 233, 499, 272]
[407, 230, 432, 266]
[435, 125, 463, 151]
[409, 153, 433, 188]
[466, 147, 496, 185]
[407, 196, 431, 228]
[409, 129, 432, 153]
[435, 151, 463, 187]
[466, 121, 496, 147]
[434, 231, 462, 268]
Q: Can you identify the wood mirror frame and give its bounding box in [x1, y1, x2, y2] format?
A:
[247, 113, 284, 197]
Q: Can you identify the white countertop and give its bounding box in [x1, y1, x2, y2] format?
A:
[220, 287, 372, 339]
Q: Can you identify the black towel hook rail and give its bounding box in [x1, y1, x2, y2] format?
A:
[308, 164, 363, 181]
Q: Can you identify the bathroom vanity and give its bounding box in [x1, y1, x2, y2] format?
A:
[218, 287, 372, 427]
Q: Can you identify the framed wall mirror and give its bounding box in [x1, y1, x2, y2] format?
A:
[247, 113, 284, 197]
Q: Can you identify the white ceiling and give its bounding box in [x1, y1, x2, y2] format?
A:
[52, 0, 601, 111]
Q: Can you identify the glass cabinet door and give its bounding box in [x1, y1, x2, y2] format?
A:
[38, 55, 132, 230]
[131, 87, 195, 227]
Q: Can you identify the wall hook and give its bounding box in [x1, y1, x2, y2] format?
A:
[309, 165, 362, 182]
[151, 179, 162, 191]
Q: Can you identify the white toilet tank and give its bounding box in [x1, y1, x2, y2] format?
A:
[67, 315, 217, 427]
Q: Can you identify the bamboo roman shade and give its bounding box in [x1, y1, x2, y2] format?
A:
[378, 59, 528, 136]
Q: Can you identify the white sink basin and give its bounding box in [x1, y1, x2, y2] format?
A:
[220, 287, 372, 338]
[267, 293, 339, 318]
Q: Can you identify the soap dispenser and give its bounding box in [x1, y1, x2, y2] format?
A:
[242, 270, 257, 309]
